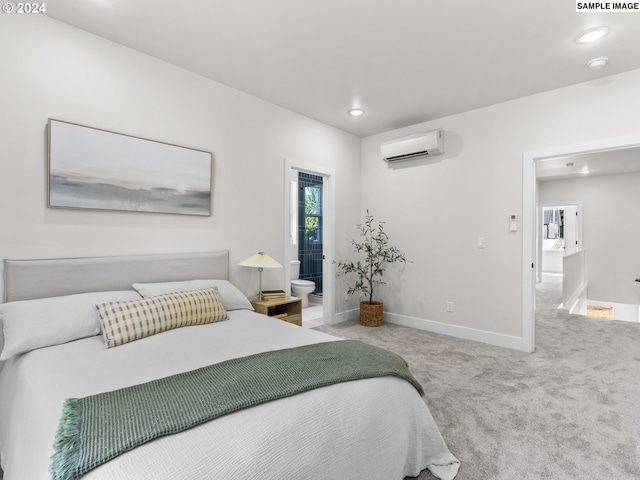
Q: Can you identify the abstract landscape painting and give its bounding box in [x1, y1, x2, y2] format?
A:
[48, 119, 212, 216]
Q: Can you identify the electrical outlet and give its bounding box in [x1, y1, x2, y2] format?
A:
[446, 302, 453, 313]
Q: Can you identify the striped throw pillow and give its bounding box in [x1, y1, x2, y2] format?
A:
[96, 287, 228, 348]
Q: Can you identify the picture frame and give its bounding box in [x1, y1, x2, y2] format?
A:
[48, 119, 213, 216]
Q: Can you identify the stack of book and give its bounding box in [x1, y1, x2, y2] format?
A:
[261, 290, 286, 299]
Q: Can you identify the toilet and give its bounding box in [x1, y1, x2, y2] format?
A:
[290, 260, 316, 308]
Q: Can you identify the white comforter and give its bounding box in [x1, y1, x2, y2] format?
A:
[0, 310, 459, 480]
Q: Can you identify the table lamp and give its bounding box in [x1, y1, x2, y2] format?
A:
[239, 252, 282, 300]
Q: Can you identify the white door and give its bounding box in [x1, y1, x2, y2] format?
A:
[563, 206, 578, 255]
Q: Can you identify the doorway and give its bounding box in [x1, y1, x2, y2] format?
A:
[522, 136, 640, 352]
[283, 160, 335, 327]
[538, 203, 582, 280]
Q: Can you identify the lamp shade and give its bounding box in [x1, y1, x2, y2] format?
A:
[239, 252, 282, 301]
[239, 252, 282, 269]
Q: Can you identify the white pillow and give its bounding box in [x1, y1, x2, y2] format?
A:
[132, 279, 254, 311]
[0, 290, 142, 361]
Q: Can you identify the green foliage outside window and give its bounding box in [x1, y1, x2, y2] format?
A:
[305, 187, 320, 242]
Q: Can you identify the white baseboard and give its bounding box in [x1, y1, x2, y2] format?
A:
[329, 309, 528, 351]
[328, 308, 359, 325]
[383, 312, 528, 351]
[558, 282, 587, 314]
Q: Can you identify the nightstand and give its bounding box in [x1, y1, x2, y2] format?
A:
[251, 296, 302, 326]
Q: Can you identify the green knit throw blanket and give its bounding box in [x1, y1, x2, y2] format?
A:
[50, 340, 423, 480]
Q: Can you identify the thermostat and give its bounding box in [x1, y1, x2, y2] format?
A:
[509, 214, 517, 232]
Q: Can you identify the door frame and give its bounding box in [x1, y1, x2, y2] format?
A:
[537, 202, 583, 282]
[522, 134, 640, 353]
[283, 159, 335, 325]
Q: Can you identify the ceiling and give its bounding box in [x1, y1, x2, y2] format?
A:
[537, 146, 640, 181]
[46, 0, 640, 138]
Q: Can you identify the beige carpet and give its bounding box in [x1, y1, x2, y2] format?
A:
[313, 276, 640, 480]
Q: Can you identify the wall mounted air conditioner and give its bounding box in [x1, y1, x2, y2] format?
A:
[381, 129, 444, 162]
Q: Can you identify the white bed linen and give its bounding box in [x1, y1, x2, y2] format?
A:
[0, 310, 459, 480]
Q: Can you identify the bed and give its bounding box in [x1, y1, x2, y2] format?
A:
[0, 251, 459, 480]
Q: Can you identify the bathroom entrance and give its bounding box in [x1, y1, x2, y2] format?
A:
[284, 160, 334, 328]
[297, 172, 323, 298]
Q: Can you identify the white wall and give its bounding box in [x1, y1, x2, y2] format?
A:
[361, 68, 640, 346]
[539, 172, 640, 306]
[3, 15, 640, 346]
[0, 16, 362, 305]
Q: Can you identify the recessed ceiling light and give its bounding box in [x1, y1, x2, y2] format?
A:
[587, 56, 609, 70]
[575, 27, 610, 44]
[348, 108, 365, 117]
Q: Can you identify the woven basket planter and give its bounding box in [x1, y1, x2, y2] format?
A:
[359, 301, 383, 327]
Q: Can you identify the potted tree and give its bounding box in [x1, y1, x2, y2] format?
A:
[336, 210, 409, 327]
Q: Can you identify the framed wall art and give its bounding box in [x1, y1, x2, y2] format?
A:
[48, 119, 213, 216]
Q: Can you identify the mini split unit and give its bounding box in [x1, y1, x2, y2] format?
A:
[381, 129, 444, 162]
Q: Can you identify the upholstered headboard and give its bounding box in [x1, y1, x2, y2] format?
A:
[2, 251, 229, 303]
